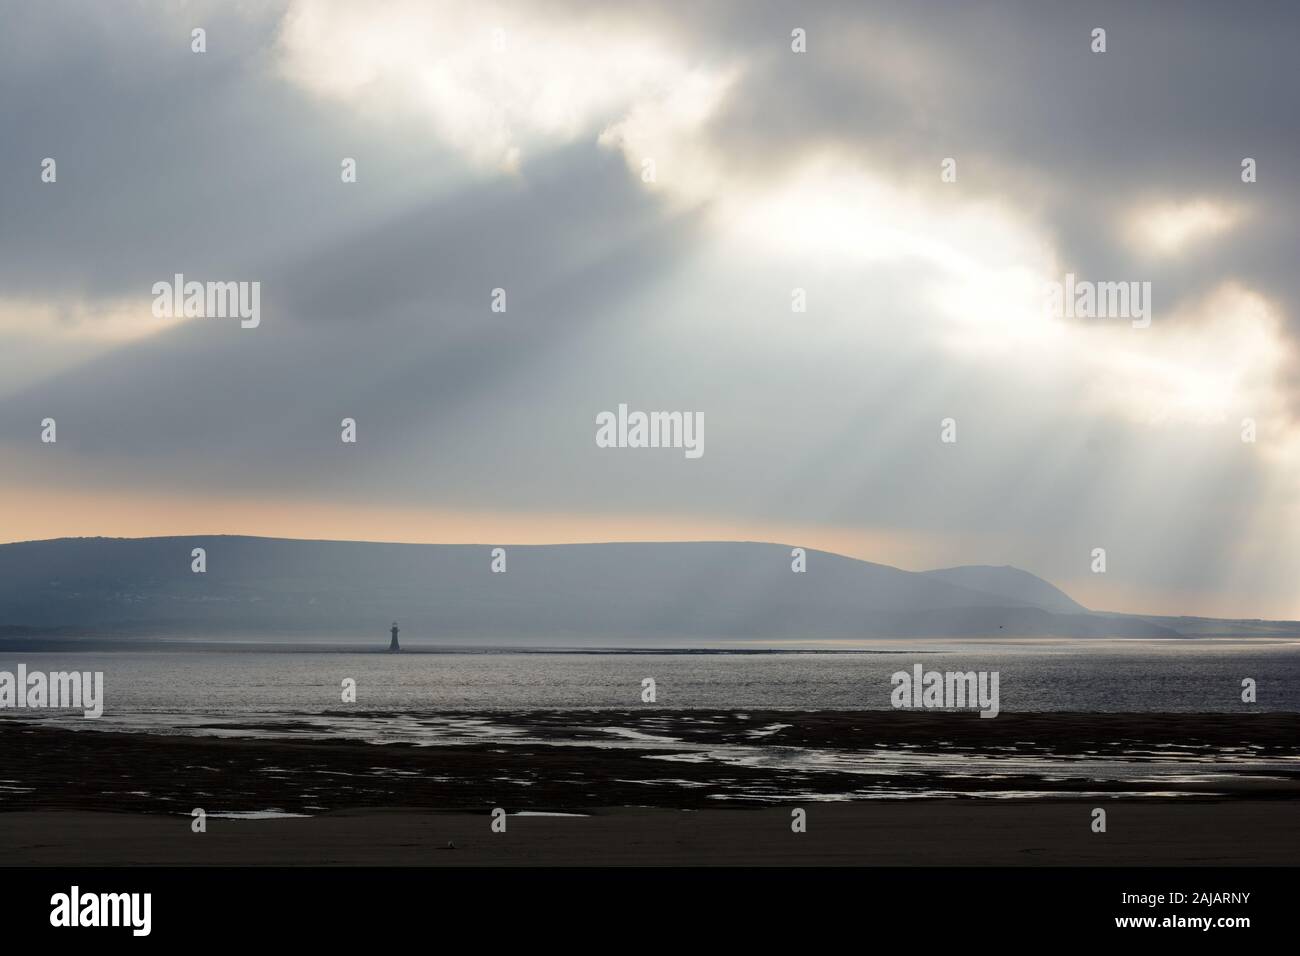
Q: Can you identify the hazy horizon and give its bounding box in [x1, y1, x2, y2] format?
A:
[0, 528, 1295, 623]
[6, 536, 1300, 641]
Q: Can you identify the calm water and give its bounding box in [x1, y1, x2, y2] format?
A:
[3, 641, 1298, 802]
[2, 641, 1297, 733]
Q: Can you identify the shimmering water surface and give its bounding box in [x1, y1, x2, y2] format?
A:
[3, 641, 1296, 802]
[2, 641, 1297, 722]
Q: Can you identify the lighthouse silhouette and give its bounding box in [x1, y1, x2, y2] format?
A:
[388, 621, 400, 653]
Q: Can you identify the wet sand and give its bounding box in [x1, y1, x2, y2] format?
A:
[1, 711, 1296, 865]
[3, 710, 1298, 810]
[2, 803, 1296, 866]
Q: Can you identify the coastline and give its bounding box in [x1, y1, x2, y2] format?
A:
[3, 711, 1297, 865]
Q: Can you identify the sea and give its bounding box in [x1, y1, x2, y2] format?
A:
[2, 639, 1297, 732]
[2, 640, 1298, 802]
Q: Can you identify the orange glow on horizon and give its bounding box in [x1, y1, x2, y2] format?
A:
[1, 485, 1294, 621]
[0, 484, 934, 559]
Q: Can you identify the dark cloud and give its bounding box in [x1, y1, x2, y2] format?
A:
[0, 0, 1295, 615]
[689, 0, 1300, 397]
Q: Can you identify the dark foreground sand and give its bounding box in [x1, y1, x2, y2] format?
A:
[2, 711, 1297, 865]
[2, 802, 1296, 866]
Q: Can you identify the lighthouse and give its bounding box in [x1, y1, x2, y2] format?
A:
[389, 621, 400, 653]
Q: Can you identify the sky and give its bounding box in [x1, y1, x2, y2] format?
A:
[0, 0, 1297, 619]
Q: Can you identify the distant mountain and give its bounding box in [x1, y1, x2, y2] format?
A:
[920, 565, 1087, 613]
[0, 535, 1186, 643]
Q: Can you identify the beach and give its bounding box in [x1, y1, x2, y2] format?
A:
[2, 710, 1296, 866]
[3, 802, 1296, 866]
